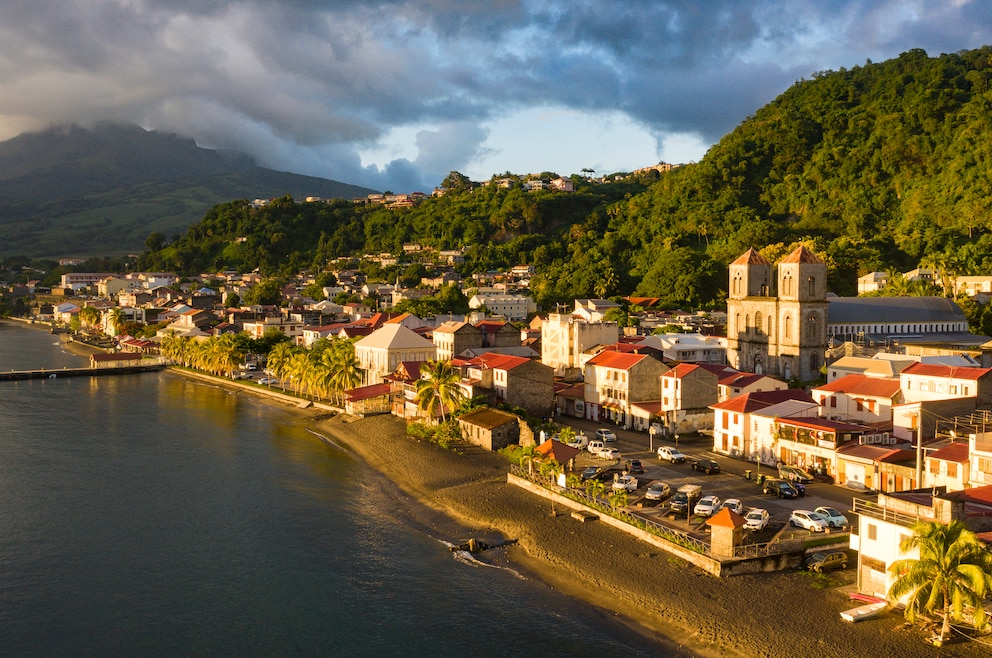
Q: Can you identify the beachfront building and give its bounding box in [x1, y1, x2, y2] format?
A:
[354, 323, 437, 386]
[461, 353, 554, 417]
[775, 416, 870, 481]
[582, 350, 668, 429]
[835, 443, 917, 493]
[660, 364, 729, 431]
[851, 487, 992, 598]
[457, 407, 521, 451]
[242, 316, 305, 343]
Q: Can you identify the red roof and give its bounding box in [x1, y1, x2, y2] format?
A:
[902, 363, 992, 380]
[730, 248, 771, 266]
[345, 383, 392, 401]
[468, 353, 531, 371]
[836, 443, 913, 462]
[535, 439, 581, 464]
[586, 351, 649, 370]
[780, 245, 823, 264]
[928, 442, 970, 463]
[664, 363, 705, 378]
[706, 507, 747, 528]
[778, 417, 868, 433]
[815, 374, 901, 398]
[711, 388, 813, 413]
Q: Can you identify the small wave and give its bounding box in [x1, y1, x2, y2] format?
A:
[307, 428, 346, 451]
[439, 539, 526, 579]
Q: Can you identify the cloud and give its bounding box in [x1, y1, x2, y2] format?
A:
[0, 1, 988, 191]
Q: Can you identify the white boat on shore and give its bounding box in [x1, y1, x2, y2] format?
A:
[840, 600, 888, 622]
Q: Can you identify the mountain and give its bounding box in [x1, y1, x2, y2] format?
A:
[0, 123, 375, 257]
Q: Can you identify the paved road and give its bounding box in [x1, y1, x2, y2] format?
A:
[556, 416, 875, 540]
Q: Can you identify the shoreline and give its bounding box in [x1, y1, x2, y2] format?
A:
[310, 413, 988, 657]
[144, 363, 985, 656]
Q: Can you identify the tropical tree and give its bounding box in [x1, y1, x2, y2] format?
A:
[78, 306, 100, 331]
[609, 488, 628, 509]
[517, 444, 537, 476]
[266, 341, 295, 389]
[566, 473, 581, 490]
[539, 459, 564, 515]
[888, 520, 992, 645]
[585, 478, 606, 502]
[558, 426, 576, 445]
[106, 308, 127, 337]
[320, 338, 362, 404]
[415, 359, 464, 423]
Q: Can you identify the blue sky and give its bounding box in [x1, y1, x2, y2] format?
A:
[0, 1, 988, 192]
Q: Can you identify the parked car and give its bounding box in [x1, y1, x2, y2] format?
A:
[779, 465, 814, 484]
[657, 446, 687, 463]
[580, 466, 603, 481]
[690, 458, 721, 475]
[612, 474, 638, 492]
[566, 434, 589, 449]
[669, 484, 702, 517]
[625, 459, 644, 474]
[599, 447, 621, 460]
[804, 550, 848, 572]
[693, 495, 722, 517]
[644, 481, 671, 501]
[257, 377, 275, 385]
[586, 440, 605, 455]
[744, 508, 770, 531]
[814, 506, 849, 528]
[789, 510, 828, 532]
[719, 498, 744, 515]
[762, 478, 800, 499]
[596, 428, 617, 442]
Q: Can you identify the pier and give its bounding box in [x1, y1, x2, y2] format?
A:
[0, 363, 166, 381]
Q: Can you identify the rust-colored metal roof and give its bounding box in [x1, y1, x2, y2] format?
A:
[586, 350, 649, 370]
[706, 507, 747, 528]
[730, 247, 771, 266]
[815, 374, 901, 398]
[928, 442, 970, 463]
[779, 245, 824, 264]
[903, 362, 992, 380]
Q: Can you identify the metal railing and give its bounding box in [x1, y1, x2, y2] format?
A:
[509, 464, 709, 554]
[853, 498, 930, 528]
[732, 537, 804, 559]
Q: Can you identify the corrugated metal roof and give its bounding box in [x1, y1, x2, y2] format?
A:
[826, 296, 966, 324]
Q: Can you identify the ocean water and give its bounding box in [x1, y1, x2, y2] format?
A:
[0, 322, 673, 656]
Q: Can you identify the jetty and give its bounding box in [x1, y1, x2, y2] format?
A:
[0, 363, 166, 382]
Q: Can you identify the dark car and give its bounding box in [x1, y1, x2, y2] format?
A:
[804, 550, 848, 573]
[625, 459, 645, 474]
[581, 466, 603, 481]
[669, 491, 693, 516]
[762, 478, 800, 499]
[778, 465, 814, 484]
[690, 459, 721, 475]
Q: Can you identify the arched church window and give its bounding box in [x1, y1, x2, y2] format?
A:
[754, 311, 763, 335]
[784, 315, 792, 339]
[807, 276, 815, 297]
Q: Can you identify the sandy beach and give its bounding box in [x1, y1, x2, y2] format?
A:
[312, 412, 989, 658]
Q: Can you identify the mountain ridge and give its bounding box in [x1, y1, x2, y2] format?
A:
[0, 123, 376, 257]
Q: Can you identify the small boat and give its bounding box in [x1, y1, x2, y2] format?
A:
[840, 601, 888, 622]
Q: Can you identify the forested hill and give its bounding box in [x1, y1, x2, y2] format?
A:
[144, 46, 992, 309]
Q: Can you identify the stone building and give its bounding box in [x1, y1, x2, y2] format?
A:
[727, 246, 829, 383]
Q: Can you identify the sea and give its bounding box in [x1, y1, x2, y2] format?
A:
[0, 322, 677, 657]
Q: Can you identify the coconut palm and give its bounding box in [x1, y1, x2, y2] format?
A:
[518, 444, 537, 476]
[558, 426, 576, 444]
[106, 308, 127, 337]
[585, 478, 606, 502]
[539, 459, 564, 515]
[566, 473, 581, 490]
[210, 334, 245, 378]
[415, 359, 464, 423]
[609, 488, 628, 509]
[266, 342, 295, 389]
[78, 306, 100, 331]
[888, 520, 992, 645]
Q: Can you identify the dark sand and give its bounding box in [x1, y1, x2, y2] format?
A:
[313, 413, 989, 658]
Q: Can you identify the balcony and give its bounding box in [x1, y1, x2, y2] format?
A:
[853, 498, 933, 528]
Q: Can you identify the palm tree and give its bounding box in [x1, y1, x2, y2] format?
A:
[585, 478, 606, 502]
[266, 342, 295, 389]
[106, 308, 127, 337]
[566, 473, 581, 490]
[558, 426, 576, 445]
[78, 306, 100, 332]
[415, 359, 464, 423]
[888, 520, 992, 645]
[539, 459, 564, 515]
[609, 489, 628, 509]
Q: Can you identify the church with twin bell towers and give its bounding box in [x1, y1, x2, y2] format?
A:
[726, 246, 829, 383]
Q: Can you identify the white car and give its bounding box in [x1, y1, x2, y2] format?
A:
[789, 510, 828, 532]
[599, 447, 621, 460]
[565, 434, 588, 449]
[814, 506, 849, 528]
[693, 495, 721, 517]
[612, 474, 638, 492]
[657, 446, 686, 463]
[596, 428, 618, 442]
[644, 481, 671, 501]
[719, 498, 744, 515]
[744, 508, 770, 531]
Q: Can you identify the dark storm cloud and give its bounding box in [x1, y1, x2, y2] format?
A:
[0, 0, 988, 190]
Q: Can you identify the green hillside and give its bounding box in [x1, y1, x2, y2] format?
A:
[0, 123, 375, 258]
[147, 46, 992, 308]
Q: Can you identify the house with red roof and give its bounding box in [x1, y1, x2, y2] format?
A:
[774, 416, 871, 478]
[660, 363, 722, 431]
[812, 374, 903, 425]
[716, 371, 787, 402]
[432, 320, 483, 360]
[899, 362, 992, 405]
[926, 441, 971, 490]
[835, 442, 917, 492]
[583, 350, 669, 429]
[462, 352, 554, 417]
[710, 389, 815, 460]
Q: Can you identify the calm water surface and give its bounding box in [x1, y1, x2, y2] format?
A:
[0, 322, 673, 656]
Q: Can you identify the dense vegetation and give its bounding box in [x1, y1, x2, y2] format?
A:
[38, 47, 992, 312]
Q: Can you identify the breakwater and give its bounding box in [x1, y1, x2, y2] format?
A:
[0, 364, 166, 381]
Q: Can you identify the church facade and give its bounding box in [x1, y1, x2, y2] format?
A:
[726, 246, 829, 383]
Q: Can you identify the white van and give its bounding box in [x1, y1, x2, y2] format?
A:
[586, 439, 605, 455]
[567, 434, 589, 449]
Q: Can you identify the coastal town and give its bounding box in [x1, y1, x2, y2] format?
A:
[7, 240, 992, 647]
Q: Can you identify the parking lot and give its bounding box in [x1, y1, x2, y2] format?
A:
[560, 418, 874, 545]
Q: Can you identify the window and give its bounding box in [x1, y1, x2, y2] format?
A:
[867, 523, 877, 541]
[947, 462, 957, 478]
[830, 397, 837, 408]
[784, 315, 792, 339]
[807, 276, 816, 297]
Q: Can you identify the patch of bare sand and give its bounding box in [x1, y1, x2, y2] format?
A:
[314, 414, 989, 658]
